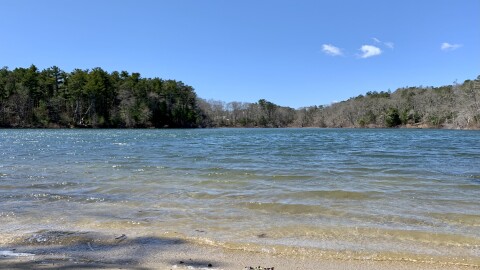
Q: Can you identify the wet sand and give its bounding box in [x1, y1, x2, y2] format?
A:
[1, 231, 477, 270]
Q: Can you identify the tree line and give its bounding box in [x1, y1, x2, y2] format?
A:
[0, 65, 479, 129]
[197, 76, 480, 129]
[0, 65, 200, 128]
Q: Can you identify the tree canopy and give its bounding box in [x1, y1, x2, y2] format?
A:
[0, 65, 478, 129]
[0, 65, 202, 128]
[196, 76, 480, 129]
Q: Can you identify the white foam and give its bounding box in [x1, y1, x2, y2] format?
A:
[0, 250, 35, 257]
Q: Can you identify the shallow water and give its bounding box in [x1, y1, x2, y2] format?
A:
[1, 128, 479, 265]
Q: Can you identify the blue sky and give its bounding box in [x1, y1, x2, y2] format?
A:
[1, 0, 479, 108]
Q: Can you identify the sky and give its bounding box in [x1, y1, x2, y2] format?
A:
[1, 0, 479, 108]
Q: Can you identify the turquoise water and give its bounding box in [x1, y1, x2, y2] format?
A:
[1, 129, 479, 264]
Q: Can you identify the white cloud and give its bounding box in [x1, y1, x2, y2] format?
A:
[384, 42, 394, 49]
[441, 42, 462, 51]
[322, 44, 343, 56]
[359, 45, 382, 58]
[372, 37, 394, 49]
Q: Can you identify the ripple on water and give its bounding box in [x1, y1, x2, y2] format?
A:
[280, 190, 383, 200]
[429, 212, 480, 227]
[1, 129, 479, 266]
[243, 201, 346, 216]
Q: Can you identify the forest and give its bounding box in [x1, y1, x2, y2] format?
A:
[0, 65, 479, 129]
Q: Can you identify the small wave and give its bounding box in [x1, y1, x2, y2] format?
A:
[0, 212, 16, 218]
[467, 174, 480, 185]
[112, 142, 128, 146]
[193, 179, 250, 188]
[187, 192, 222, 200]
[184, 233, 480, 267]
[270, 175, 314, 180]
[429, 212, 480, 227]
[283, 190, 382, 200]
[28, 181, 80, 189]
[205, 167, 224, 171]
[85, 196, 105, 203]
[22, 192, 109, 204]
[457, 184, 480, 190]
[0, 250, 34, 257]
[31, 193, 73, 202]
[25, 230, 92, 245]
[243, 202, 344, 216]
[21, 230, 128, 246]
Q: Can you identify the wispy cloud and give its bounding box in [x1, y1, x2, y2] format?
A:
[359, 45, 382, 58]
[441, 42, 462, 51]
[384, 42, 394, 49]
[372, 37, 394, 49]
[322, 44, 343, 56]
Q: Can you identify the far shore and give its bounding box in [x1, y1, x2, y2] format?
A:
[1, 124, 479, 130]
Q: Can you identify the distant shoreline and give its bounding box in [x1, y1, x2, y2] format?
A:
[1, 125, 479, 130]
[1, 66, 479, 130]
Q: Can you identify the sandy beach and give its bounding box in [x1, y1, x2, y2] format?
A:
[1, 230, 478, 270]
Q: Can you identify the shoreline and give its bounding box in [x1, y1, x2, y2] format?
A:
[1, 230, 478, 270]
[1, 125, 480, 130]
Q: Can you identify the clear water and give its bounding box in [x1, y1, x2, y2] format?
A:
[1, 129, 479, 265]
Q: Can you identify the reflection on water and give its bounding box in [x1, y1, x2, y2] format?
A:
[1, 128, 479, 265]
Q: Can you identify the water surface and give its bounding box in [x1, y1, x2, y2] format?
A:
[1, 129, 479, 265]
